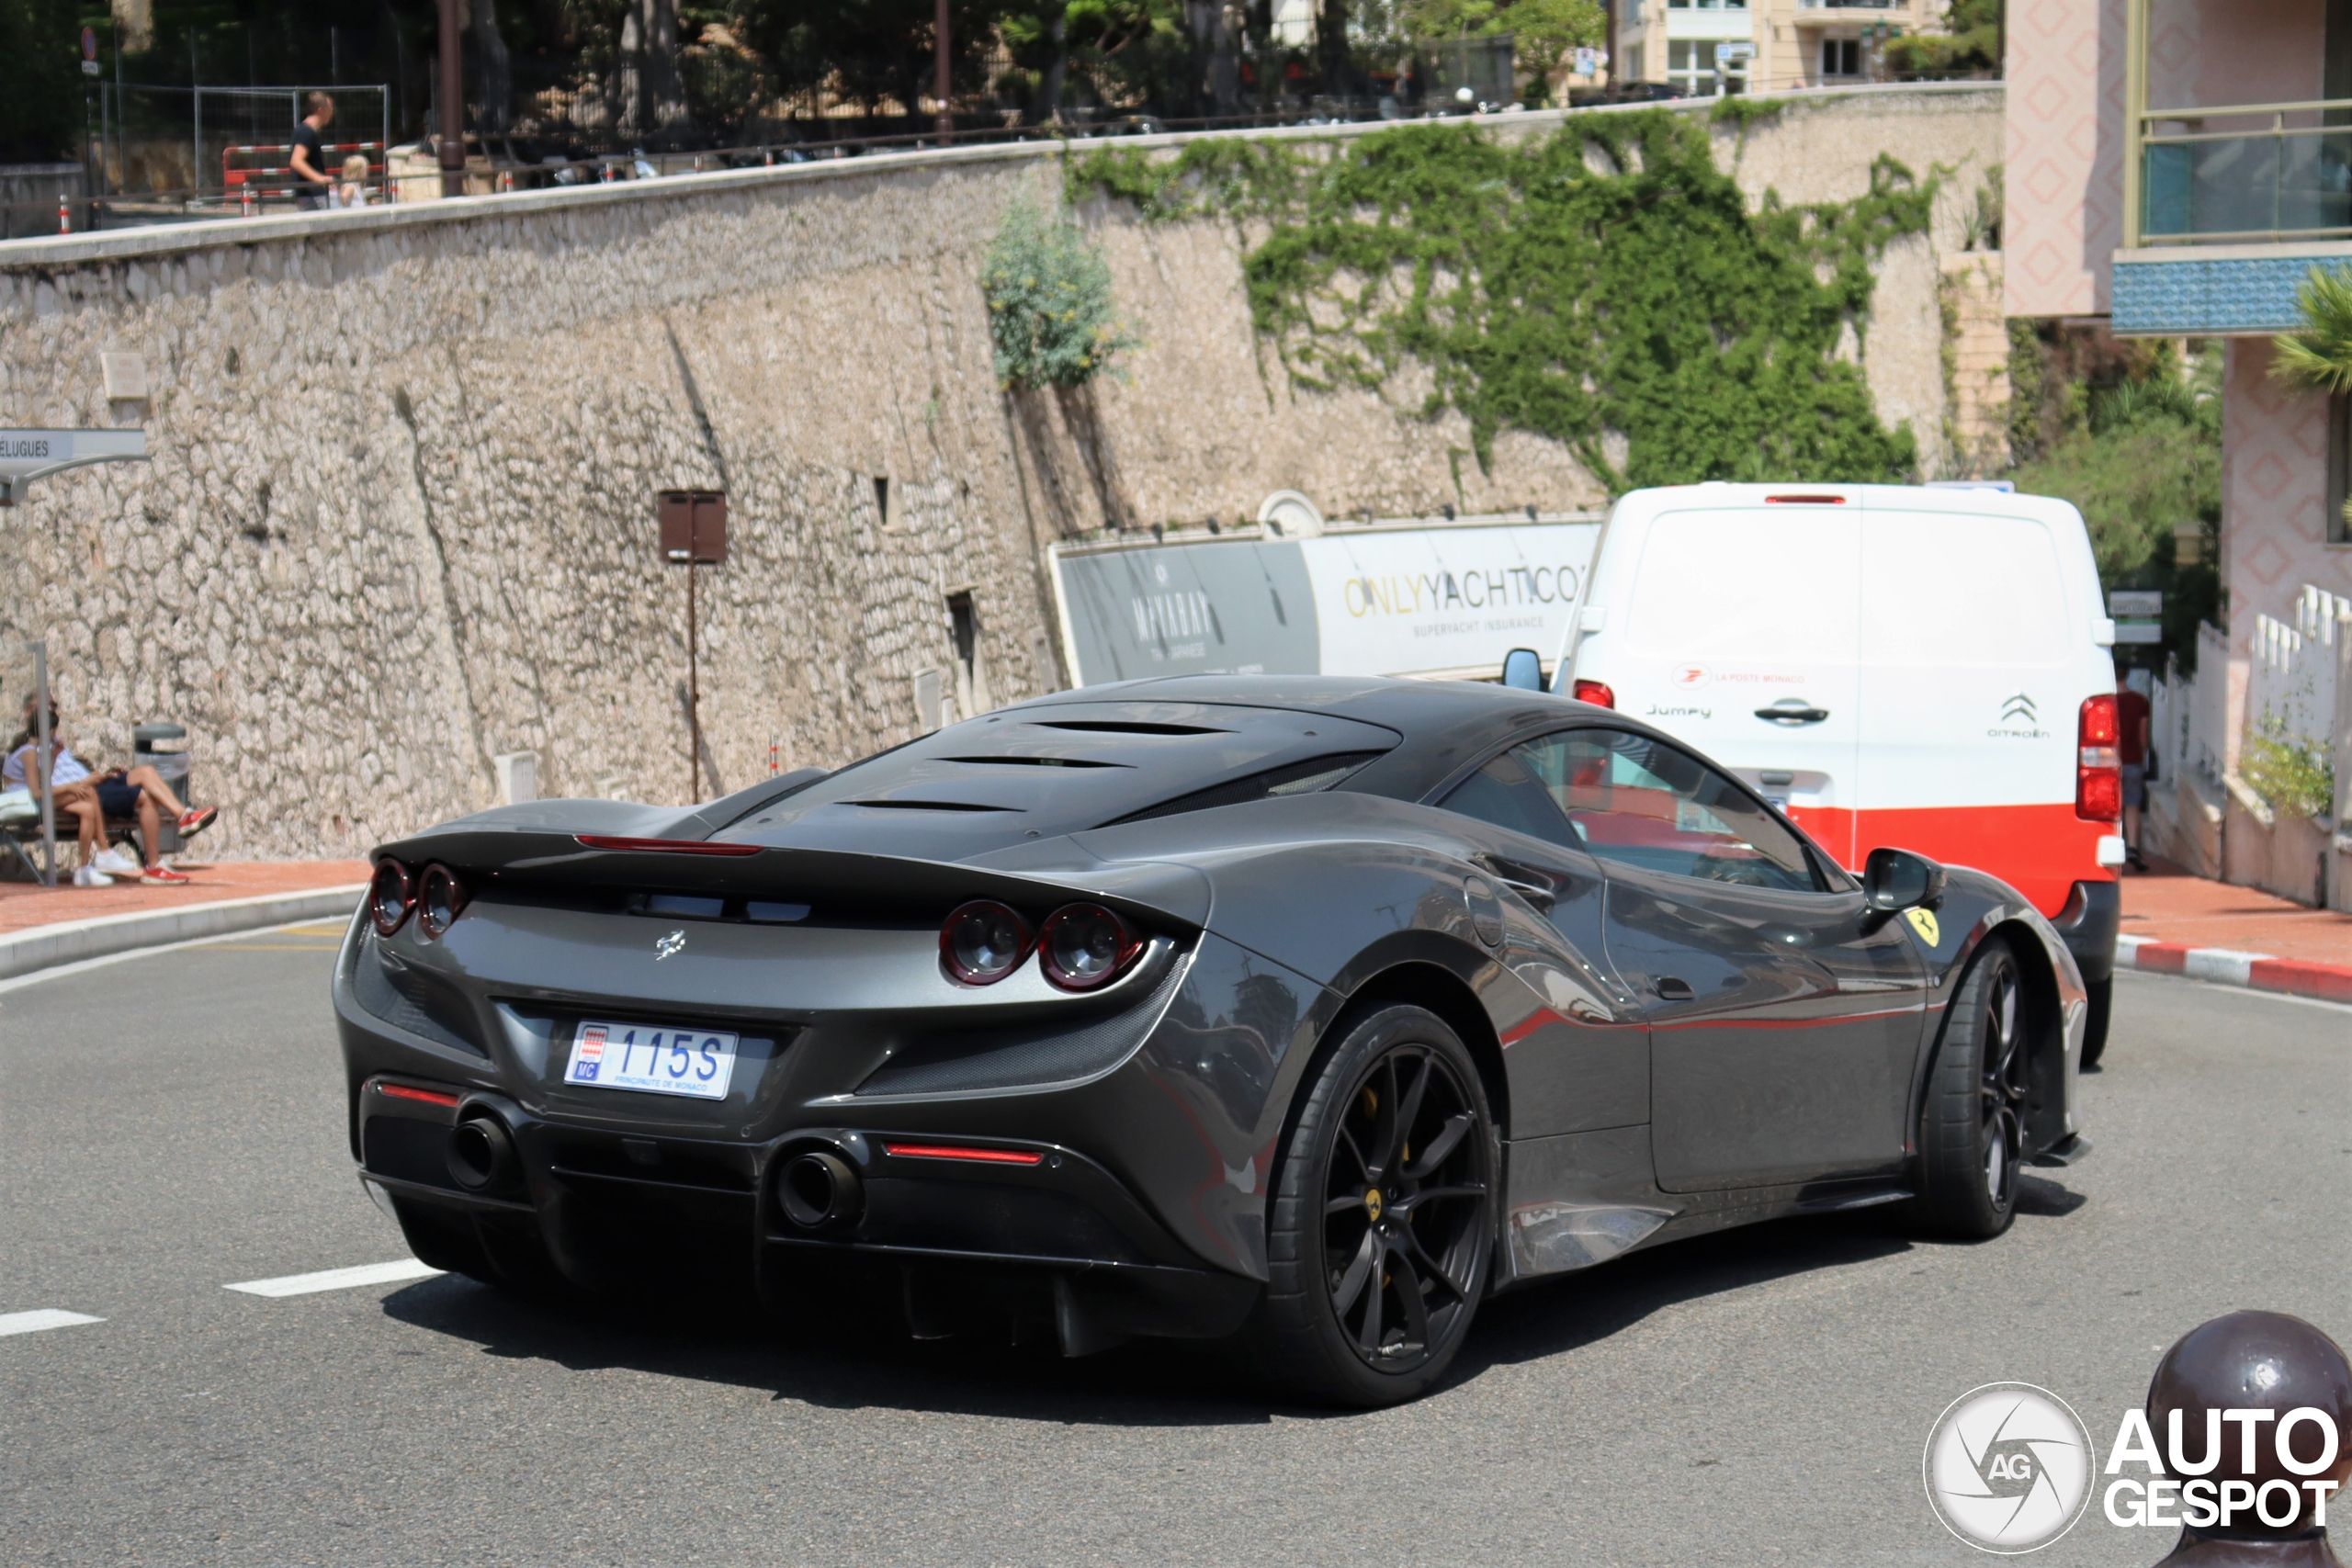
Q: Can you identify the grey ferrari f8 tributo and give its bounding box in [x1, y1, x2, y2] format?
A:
[337, 676, 2090, 1404]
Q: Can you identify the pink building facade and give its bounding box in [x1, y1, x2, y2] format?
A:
[2007, 0, 2352, 904]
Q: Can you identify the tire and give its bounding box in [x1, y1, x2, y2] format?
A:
[2079, 976, 2110, 1070]
[1245, 1004, 1497, 1407]
[1913, 937, 2033, 1239]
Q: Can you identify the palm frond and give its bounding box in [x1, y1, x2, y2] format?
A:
[2271, 265, 2352, 393]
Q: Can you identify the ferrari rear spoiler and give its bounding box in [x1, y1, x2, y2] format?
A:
[368, 814, 1214, 932]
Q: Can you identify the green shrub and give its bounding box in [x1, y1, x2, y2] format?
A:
[2241, 715, 2336, 821]
[981, 198, 1138, 391]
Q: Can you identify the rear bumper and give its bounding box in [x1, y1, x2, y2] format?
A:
[2052, 879, 2120, 984]
[356, 1075, 1261, 1346]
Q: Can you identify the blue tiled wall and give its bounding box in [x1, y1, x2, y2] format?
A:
[2110, 254, 2341, 334]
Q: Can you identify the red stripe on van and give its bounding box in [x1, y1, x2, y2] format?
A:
[1786, 802, 2113, 919]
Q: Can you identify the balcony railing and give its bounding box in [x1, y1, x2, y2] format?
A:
[2134, 97, 2352, 244]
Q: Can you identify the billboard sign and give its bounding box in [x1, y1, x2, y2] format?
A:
[1050, 520, 1601, 686]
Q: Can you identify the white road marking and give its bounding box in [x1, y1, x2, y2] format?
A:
[0, 1309, 105, 1337]
[223, 1259, 444, 1298]
[0, 915, 356, 997]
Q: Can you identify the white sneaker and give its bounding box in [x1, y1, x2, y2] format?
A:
[72, 864, 112, 886]
[93, 846, 141, 876]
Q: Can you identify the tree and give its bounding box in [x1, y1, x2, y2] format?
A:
[1884, 0, 1998, 78]
[0, 0, 81, 163]
[1398, 0, 1603, 68]
[2007, 328, 2222, 662]
[615, 0, 687, 138]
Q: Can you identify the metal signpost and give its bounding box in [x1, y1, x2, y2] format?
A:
[28, 640, 55, 886]
[5, 430, 151, 882]
[658, 490, 727, 804]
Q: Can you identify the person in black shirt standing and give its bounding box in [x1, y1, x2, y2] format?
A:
[290, 92, 334, 210]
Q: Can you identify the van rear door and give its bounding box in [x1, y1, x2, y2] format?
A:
[1854, 499, 2091, 916]
[1614, 503, 1863, 865]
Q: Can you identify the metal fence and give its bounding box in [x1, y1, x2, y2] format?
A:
[93, 83, 390, 203]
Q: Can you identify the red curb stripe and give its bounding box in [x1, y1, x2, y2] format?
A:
[2248, 959, 2352, 1005]
[2129, 942, 2190, 975]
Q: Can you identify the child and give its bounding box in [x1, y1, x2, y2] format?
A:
[334, 154, 370, 209]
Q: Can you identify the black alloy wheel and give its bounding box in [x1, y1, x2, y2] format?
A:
[1914, 937, 2030, 1239]
[1976, 958, 2029, 1213]
[1249, 1004, 1496, 1405]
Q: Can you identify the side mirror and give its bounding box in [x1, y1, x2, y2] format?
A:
[1500, 648, 1545, 691]
[1862, 847, 1947, 913]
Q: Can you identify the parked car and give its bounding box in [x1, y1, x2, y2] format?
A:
[1547, 482, 2124, 1062]
[339, 675, 2089, 1405]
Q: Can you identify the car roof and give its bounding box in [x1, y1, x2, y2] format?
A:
[717, 677, 1629, 859]
[1025, 676, 1618, 802]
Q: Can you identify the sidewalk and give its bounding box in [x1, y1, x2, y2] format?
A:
[0, 861, 369, 935]
[2118, 859, 2352, 1003]
[0, 861, 368, 983]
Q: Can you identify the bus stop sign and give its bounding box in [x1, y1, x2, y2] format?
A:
[0, 429, 149, 505]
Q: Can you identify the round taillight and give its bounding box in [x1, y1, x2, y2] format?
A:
[941, 900, 1032, 986]
[368, 860, 413, 937]
[415, 864, 467, 940]
[1038, 904, 1141, 991]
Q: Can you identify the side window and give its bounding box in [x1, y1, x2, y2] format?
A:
[1519, 729, 1820, 892]
[1437, 746, 1584, 853]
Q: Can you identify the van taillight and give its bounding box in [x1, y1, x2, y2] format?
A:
[2077, 694, 2120, 821]
[1572, 679, 1615, 708]
[1764, 494, 1846, 504]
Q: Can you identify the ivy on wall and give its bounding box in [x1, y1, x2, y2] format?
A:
[1066, 109, 1935, 494]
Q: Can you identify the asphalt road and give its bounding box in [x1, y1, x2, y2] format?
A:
[2, 930, 2345, 1568]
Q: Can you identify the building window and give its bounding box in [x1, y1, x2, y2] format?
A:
[1668, 39, 1738, 94]
[1821, 38, 1861, 76]
[1668, 0, 1747, 7]
[1626, 41, 1644, 78]
[2330, 394, 2351, 545]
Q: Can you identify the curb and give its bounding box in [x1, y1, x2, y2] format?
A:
[2116, 934, 2352, 1005]
[0, 885, 366, 983]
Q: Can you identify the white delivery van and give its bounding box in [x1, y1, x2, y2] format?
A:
[1552, 482, 2125, 1056]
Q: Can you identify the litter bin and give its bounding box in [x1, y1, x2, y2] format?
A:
[134, 723, 191, 855]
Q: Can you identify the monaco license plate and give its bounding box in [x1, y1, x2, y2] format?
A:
[562, 1020, 739, 1100]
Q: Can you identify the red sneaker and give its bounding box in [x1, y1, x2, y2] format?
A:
[140, 864, 191, 885]
[176, 806, 219, 839]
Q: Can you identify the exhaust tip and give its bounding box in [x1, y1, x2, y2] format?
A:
[447, 1114, 519, 1192]
[777, 1149, 864, 1231]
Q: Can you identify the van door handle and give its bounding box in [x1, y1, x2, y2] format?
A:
[1755, 704, 1831, 725]
[1654, 976, 1694, 1000]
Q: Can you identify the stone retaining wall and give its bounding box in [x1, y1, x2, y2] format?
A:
[0, 86, 2001, 859]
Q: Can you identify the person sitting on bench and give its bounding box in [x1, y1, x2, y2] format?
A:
[6, 703, 217, 885]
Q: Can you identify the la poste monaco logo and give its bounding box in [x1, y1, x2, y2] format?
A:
[1924, 1383, 2095, 1553]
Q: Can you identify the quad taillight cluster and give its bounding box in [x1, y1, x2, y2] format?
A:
[369, 858, 469, 940]
[2076, 694, 2121, 823]
[1571, 679, 1615, 709]
[941, 899, 1143, 990]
